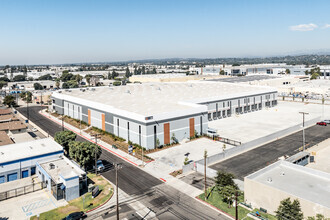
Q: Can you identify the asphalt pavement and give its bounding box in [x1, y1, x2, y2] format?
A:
[18, 106, 226, 220]
[210, 124, 330, 180]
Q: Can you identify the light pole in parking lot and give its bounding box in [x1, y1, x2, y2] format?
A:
[299, 111, 309, 151]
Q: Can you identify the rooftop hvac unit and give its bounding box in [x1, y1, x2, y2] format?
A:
[49, 163, 55, 170]
[267, 177, 272, 183]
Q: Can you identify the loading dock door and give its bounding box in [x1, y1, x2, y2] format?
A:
[22, 170, 29, 178]
[164, 123, 170, 145]
[189, 118, 195, 138]
[7, 173, 17, 182]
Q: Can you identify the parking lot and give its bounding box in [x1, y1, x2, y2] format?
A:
[208, 101, 330, 143]
[147, 138, 234, 170]
[209, 124, 330, 180]
[0, 189, 67, 220]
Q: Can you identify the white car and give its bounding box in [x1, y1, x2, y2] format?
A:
[31, 127, 38, 132]
[323, 120, 330, 124]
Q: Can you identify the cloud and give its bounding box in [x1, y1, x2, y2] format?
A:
[322, 24, 330, 29]
[289, 23, 318, 31]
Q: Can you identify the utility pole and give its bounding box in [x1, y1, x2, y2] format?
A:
[115, 163, 122, 220]
[91, 133, 101, 174]
[299, 112, 309, 151]
[235, 191, 238, 220]
[26, 92, 29, 121]
[61, 114, 64, 131]
[204, 149, 207, 200]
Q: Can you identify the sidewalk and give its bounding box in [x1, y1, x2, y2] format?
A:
[39, 110, 205, 208]
[87, 179, 156, 220]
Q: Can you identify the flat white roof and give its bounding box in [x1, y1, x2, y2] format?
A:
[40, 157, 85, 184]
[246, 160, 330, 208]
[0, 138, 63, 164]
[53, 82, 276, 120]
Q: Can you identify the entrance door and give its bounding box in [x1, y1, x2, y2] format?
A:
[164, 123, 170, 145]
[22, 170, 29, 178]
[189, 118, 195, 138]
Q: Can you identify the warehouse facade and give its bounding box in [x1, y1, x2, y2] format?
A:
[51, 82, 277, 150]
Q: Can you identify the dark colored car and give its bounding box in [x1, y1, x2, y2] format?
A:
[316, 122, 327, 126]
[62, 212, 87, 220]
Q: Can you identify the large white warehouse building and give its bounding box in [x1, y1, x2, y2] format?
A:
[51, 82, 277, 149]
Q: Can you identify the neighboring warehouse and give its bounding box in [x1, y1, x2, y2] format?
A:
[0, 138, 63, 184]
[0, 138, 86, 201]
[244, 160, 330, 218]
[51, 82, 277, 149]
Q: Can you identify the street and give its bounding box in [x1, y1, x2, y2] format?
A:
[18, 106, 226, 220]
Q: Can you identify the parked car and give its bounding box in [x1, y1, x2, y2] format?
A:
[323, 120, 330, 124]
[316, 122, 327, 126]
[31, 127, 38, 132]
[93, 160, 105, 172]
[62, 211, 86, 220]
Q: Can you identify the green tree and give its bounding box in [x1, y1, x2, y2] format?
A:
[75, 74, 83, 84]
[219, 70, 225, 75]
[20, 91, 32, 102]
[54, 131, 77, 154]
[184, 157, 189, 165]
[3, 95, 16, 107]
[55, 79, 60, 89]
[214, 170, 238, 191]
[219, 185, 236, 207]
[34, 82, 43, 90]
[285, 69, 291, 74]
[62, 82, 69, 89]
[60, 71, 74, 82]
[111, 70, 119, 79]
[28, 77, 34, 81]
[69, 141, 102, 169]
[67, 80, 78, 88]
[107, 71, 111, 79]
[311, 72, 319, 80]
[38, 74, 53, 80]
[0, 81, 8, 89]
[307, 214, 330, 220]
[0, 77, 10, 82]
[13, 75, 26, 82]
[125, 67, 131, 78]
[141, 66, 146, 74]
[85, 74, 92, 86]
[276, 198, 303, 220]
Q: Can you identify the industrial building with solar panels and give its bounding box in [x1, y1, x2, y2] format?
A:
[51, 82, 277, 150]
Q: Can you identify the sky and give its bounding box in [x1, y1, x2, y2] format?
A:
[1, 0, 330, 65]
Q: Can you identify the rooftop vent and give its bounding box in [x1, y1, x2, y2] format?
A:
[49, 163, 55, 170]
[267, 177, 272, 183]
[91, 88, 96, 91]
[280, 172, 285, 176]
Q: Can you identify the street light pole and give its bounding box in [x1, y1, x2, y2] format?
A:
[299, 112, 309, 151]
[91, 133, 101, 175]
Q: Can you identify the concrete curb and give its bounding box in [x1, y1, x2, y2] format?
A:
[86, 187, 114, 213]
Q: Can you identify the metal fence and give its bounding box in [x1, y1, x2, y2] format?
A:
[216, 136, 241, 146]
[0, 182, 46, 201]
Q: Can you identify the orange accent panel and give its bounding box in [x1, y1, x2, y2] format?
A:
[102, 114, 105, 131]
[164, 123, 170, 145]
[88, 109, 91, 125]
[189, 118, 195, 137]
